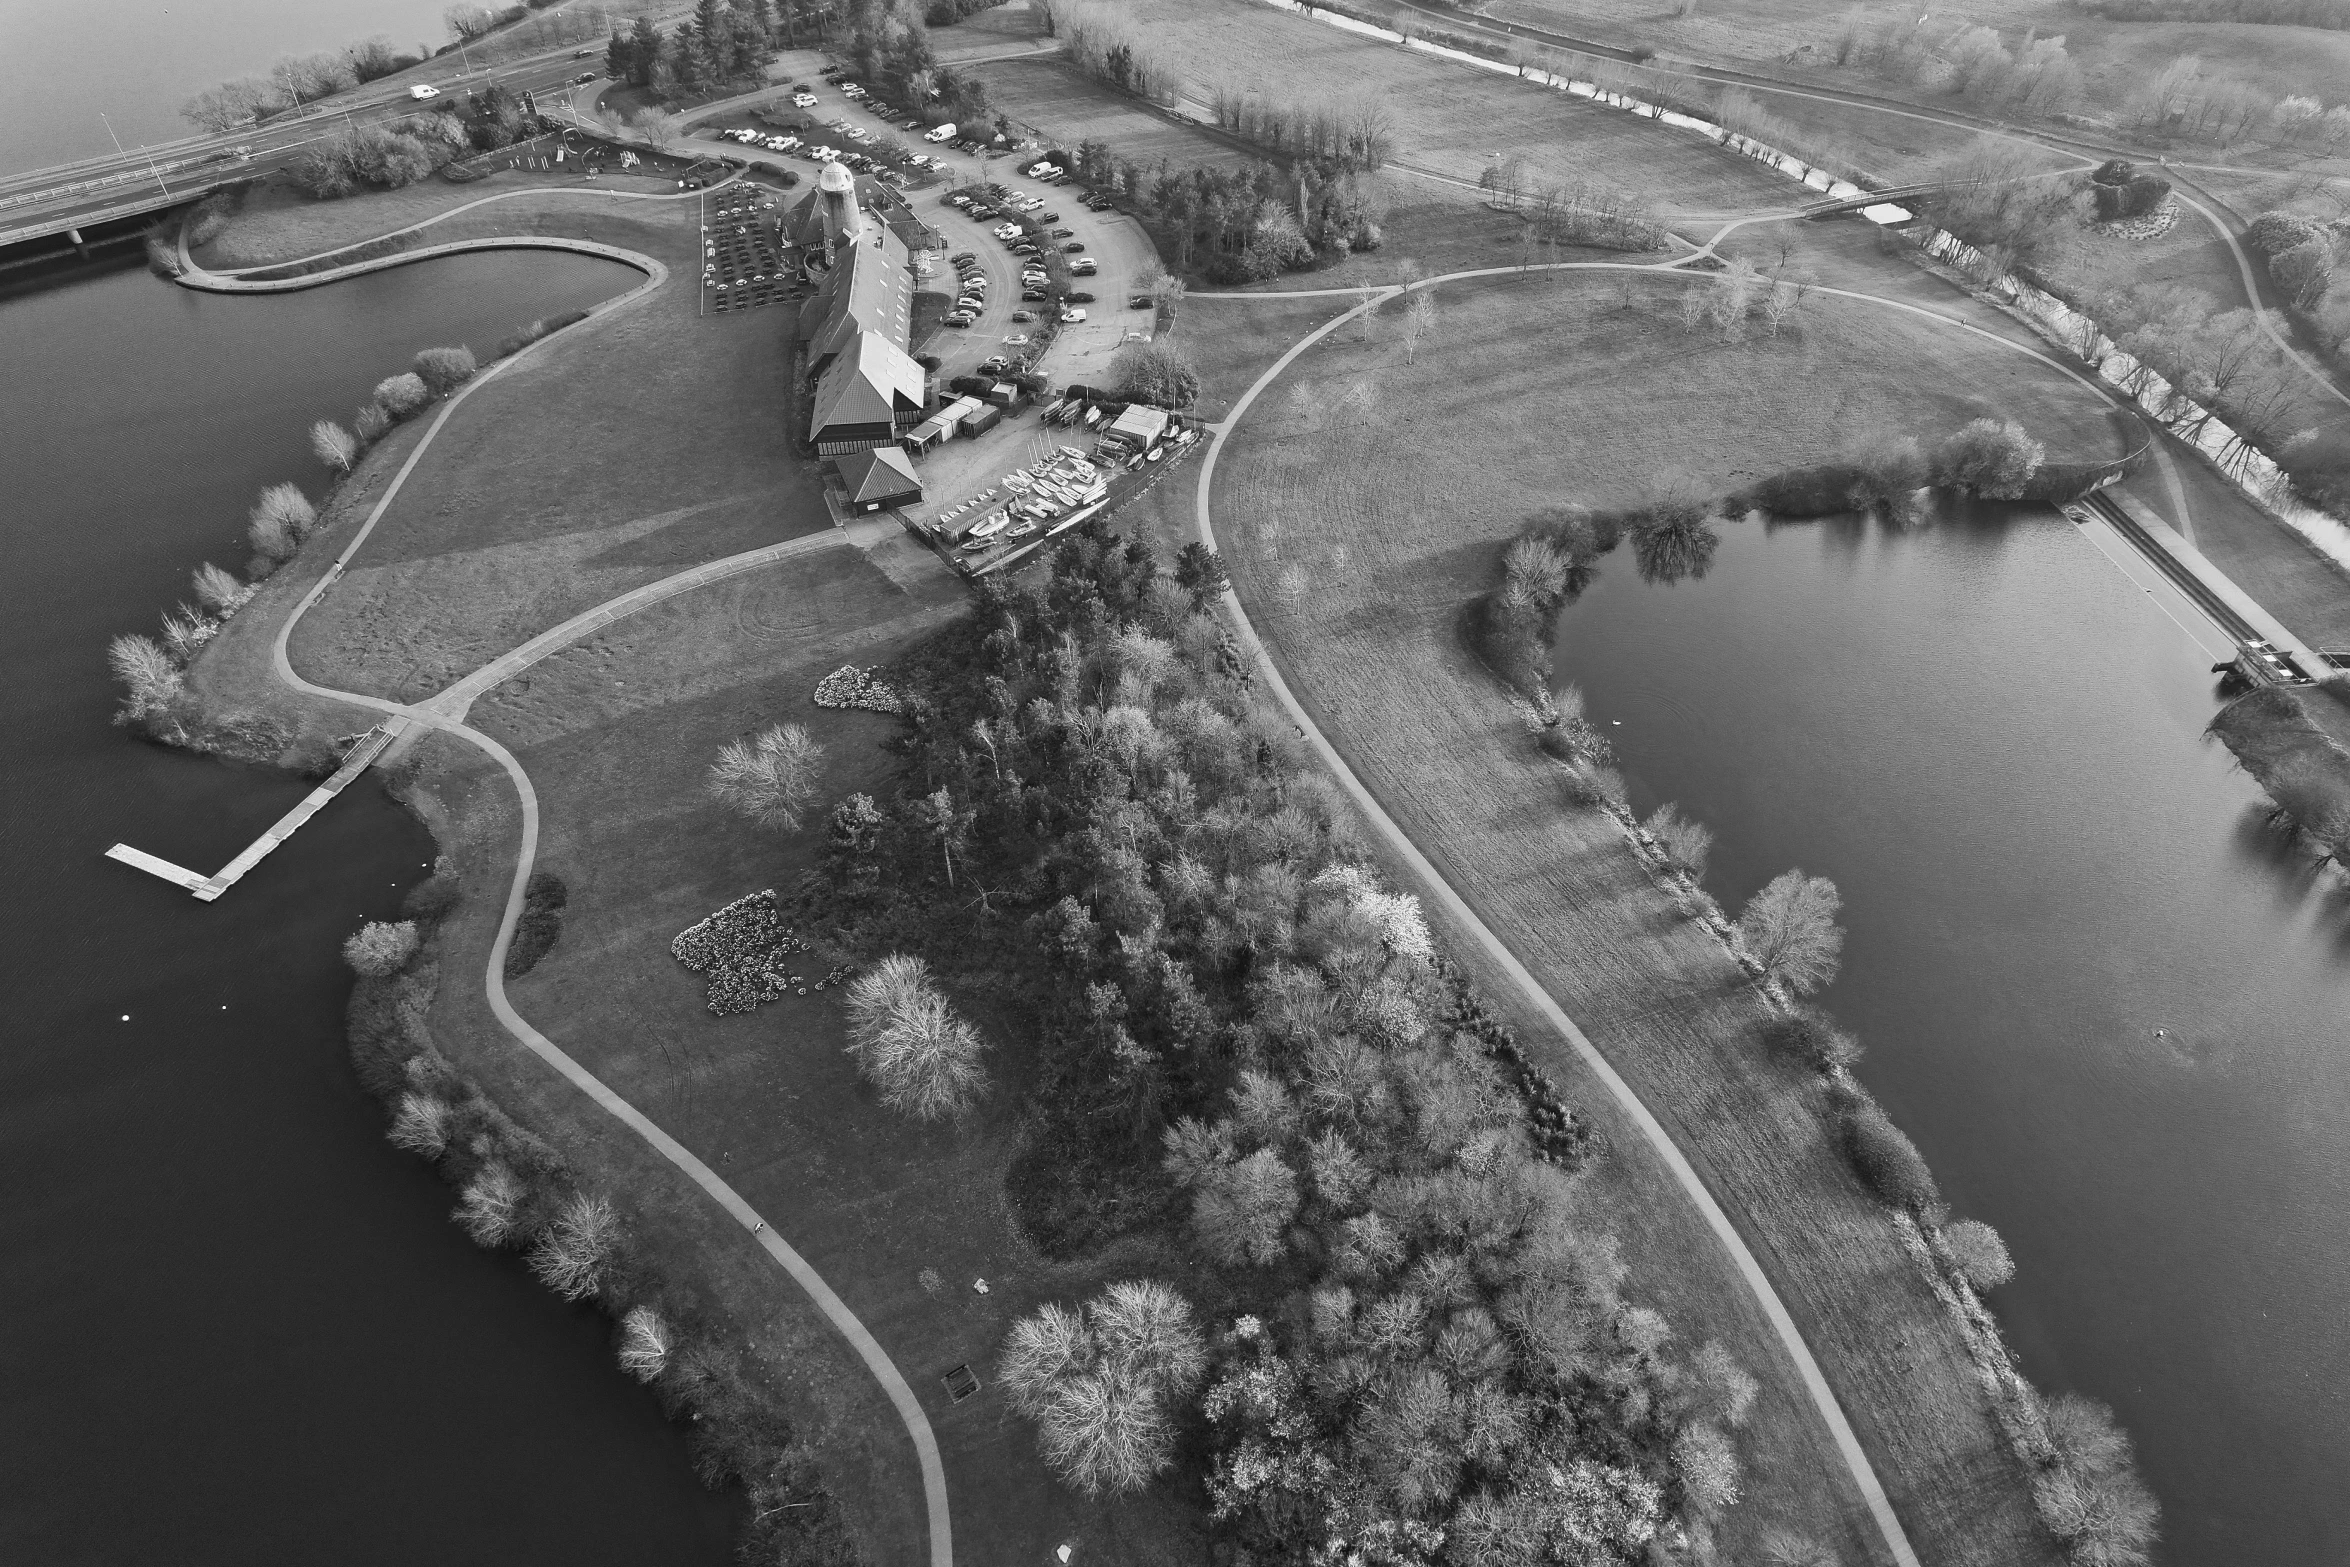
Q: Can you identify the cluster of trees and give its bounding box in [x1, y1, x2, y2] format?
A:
[2248, 209, 2350, 357]
[2073, 0, 2348, 27]
[286, 79, 550, 198]
[2085, 159, 2172, 223]
[1207, 86, 1394, 172]
[340, 888, 860, 1566]
[709, 721, 826, 831]
[1477, 160, 1663, 252]
[604, 0, 782, 96]
[1675, 255, 1812, 340]
[1108, 159, 1384, 281]
[842, 954, 989, 1119]
[798, 527, 1774, 1560]
[1108, 337, 1201, 409]
[1829, 13, 2085, 118]
[1000, 1281, 1206, 1492]
[2123, 54, 2350, 146]
[182, 43, 406, 130]
[1043, 0, 1175, 102]
[2210, 686, 2350, 866]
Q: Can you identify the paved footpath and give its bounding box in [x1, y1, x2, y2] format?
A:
[254, 278, 955, 1567]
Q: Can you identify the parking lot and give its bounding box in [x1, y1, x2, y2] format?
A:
[680, 64, 1151, 389]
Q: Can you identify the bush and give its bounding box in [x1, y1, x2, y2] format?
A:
[412, 344, 477, 397]
[108, 632, 184, 722]
[842, 953, 988, 1119]
[1109, 338, 1200, 408]
[354, 402, 392, 444]
[1839, 1100, 1942, 1212]
[1738, 870, 1844, 994]
[1934, 417, 2045, 499]
[2271, 237, 2334, 307]
[617, 1304, 673, 1381]
[1945, 1217, 2015, 1290]
[1643, 802, 1714, 878]
[1761, 1009, 1865, 1072]
[527, 1191, 622, 1301]
[344, 919, 422, 977]
[191, 562, 252, 616]
[401, 874, 462, 923]
[504, 869, 568, 980]
[2247, 210, 2323, 257]
[373, 372, 431, 420]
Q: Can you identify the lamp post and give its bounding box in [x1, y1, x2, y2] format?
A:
[101, 112, 173, 200]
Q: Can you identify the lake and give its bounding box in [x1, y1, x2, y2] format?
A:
[1556, 505, 2349, 1566]
[0, 248, 738, 1564]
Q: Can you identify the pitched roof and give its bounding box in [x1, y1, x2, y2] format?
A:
[810, 330, 926, 436]
[800, 226, 914, 366]
[835, 443, 922, 503]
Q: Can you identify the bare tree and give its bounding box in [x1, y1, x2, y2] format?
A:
[387, 1092, 454, 1157]
[617, 1305, 673, 1381]
[311, 419, 360, 474]
[1944, 1219, 2015, 1290]
[528, 1192, 622, 1301]
[1643, 803, 1714, 879]
[454, 1160, 525, 1245]
[1000, 1281, 1205, 1496]
[1401, 290, 1438, 364]
[108, 633, 183, 719]
[842, 954, 988, 1119]
[708, 722, 824, 831]
[632, 107, 679, 149]
[1739, 870, 1843, 994]
[445, 3, 501, 42]
[191, 562, 253, 616]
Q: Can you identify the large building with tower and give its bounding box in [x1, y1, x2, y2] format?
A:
[795, 162, 928, 471]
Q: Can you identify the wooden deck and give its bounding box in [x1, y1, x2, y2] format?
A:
[106, 720, 408, 901]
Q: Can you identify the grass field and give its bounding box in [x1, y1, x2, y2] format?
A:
[1149, 271, 2141, 1566]
[968, 57, 1255, 172]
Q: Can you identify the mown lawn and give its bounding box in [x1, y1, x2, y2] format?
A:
[406, 546, 1212, 1567]
[1178, 270, 2136, 1567]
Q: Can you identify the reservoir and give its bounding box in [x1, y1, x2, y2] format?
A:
[0, 250, 738, 1564]
[1556, 506, 2349, 1566]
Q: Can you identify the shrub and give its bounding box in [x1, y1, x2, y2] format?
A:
[2246, 210, 2323, 257]
[1762, 1010, 1865, 1072]
[527, 1191, 622, 1301]
[387, 1091, 454, 1157]
[344, 919, 422, 977]
[1643, 802, 1713, 879]
[354, 402, 392, 444]
[1738, 870, 1844, 994]
[1945, 1217, 2016, 1290]
[310, 419, 360, 474]
[412, 344, 477, 397]
[372, 372, 431, 420]
[842, 954, 988, 1119]
[108, 632, 184, 720]
[708, 722, 825, 832]
[504, 869, 567, 980]
[1109, 338, 1200, 408]
[400, 874, 462, 923]
[2270, 237, 2334, 308]
[1934, 417, 2045, 499]
[1672, 1422, 1741, 1512]
[1839, 1100, 1942, 1211]
[191, 562, 252, 616]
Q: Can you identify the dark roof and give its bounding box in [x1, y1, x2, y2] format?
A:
[835, 443, 922, 504]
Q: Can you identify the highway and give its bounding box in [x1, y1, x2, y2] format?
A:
[0, 42, 626, 249]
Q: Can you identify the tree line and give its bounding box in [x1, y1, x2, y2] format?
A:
[603, 0, 785, 97]
[785, 528, 1805, 1562]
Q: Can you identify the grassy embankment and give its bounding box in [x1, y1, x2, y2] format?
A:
[181, 176, 1220, 1566]
[1134, 270, 2139, 1567]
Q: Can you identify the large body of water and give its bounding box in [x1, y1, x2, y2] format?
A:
[1557, 507, 2347, 1566]
[0, 252, 739, 1563]
[1, 0, 464, 174]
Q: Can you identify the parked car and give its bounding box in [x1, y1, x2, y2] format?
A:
[1062, 241, 1085, 253]
[1022, 288, 1048, 301]
[944, 313, 975, 327]
[951, 251, 977, 264]
[1052, 227, 1075, 238]
[1130, 294, 1154, 308]
[1066, 292, 1095, 304]
[1010, 309, 1036, 323]
[1060, 307, 1088, 323]
[793, 92, 817, 107]
[1070, 259, 1097, 276]
[1039, 212, 1060, 223]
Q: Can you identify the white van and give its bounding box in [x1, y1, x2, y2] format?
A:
[923, 122, 958, 143]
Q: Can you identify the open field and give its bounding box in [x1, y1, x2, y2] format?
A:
[969, 57, 1256, 173]
[1171, 270, 2146, 1566]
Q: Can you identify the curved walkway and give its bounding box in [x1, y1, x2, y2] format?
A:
[174, 178, 726, 294]
[238, 242, 953, 1565]
[1188, 255, 2207, 1567]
